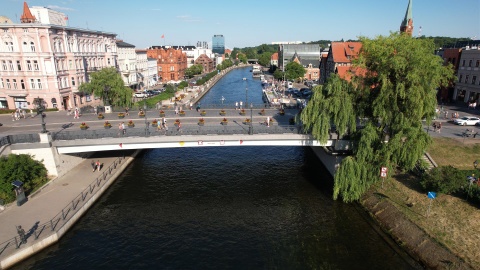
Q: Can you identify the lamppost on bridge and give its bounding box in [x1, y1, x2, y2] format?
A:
[35, 96, 47, 133]
[143, 97, 149, 137]
[243, 77, 248, 109]
[249, 103, 253, 135]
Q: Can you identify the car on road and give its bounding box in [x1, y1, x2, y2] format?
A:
[454, 116, 480, 126]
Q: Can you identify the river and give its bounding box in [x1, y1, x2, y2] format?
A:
[13, 67, 419, 269]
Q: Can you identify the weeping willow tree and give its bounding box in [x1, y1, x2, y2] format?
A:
[78, 67, 133, 107]
[301, 32, 455, 202]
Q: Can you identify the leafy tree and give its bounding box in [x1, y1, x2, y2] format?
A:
[420, 166, 466, 194]
[0, 154, 48, 202]
[244, 48, 257, 59]
[78, 67, 133, 107]
[258, 52, 272, 67]
[285, 61, 306, 81]
[273, 69, 284, 80]
[185, 64, 203, 78]
[237, 53, 247, 64]
[301, 33, 455, 202]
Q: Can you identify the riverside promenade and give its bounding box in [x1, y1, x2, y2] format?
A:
[0, 151, 139, 269]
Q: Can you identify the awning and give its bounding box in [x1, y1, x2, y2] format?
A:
[8, 94, 27, 97]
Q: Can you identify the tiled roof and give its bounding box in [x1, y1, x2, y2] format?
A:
[116, 41, 136, 48]
[20, 1, 36, 23]
[271, 52, 278, 60]
[331, 42, 362, 63]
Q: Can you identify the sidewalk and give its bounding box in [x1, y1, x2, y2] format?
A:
[0, 152, 134, 267]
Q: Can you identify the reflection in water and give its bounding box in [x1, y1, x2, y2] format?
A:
[16, 147, 416, 269]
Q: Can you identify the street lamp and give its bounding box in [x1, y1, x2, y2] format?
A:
[36, 96, 47, 133]
[249, 103, 253, 135]
[103, 86, 110, 106]
[143, 97, 149, 137]
[243, 77, 248, 109]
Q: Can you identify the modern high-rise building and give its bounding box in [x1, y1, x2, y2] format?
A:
[212, 35, 225, 54]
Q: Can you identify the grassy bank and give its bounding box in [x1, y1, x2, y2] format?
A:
[377, 137, 480, 268]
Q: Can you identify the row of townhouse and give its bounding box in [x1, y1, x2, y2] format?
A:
[439, 44, 480, 104]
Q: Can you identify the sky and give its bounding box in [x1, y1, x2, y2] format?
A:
[2, 0, 479, 49]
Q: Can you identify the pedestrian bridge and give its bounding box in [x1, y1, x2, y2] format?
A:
[3, 124, 351, 154]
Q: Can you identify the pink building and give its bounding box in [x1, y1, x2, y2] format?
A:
[0, 2, 118, 111]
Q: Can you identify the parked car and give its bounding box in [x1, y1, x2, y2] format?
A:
[454, 116, 480, 126]
[134, 92, 146, 98]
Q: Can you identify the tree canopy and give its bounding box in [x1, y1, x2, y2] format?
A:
[301, 33, 455, 202]
[285, 61, 306, 81]
[78, 67, 133, 107]
[0, 154, 48, 202]
[185, 64, 203, 78]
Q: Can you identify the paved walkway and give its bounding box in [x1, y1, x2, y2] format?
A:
[0, 153, 133, 266]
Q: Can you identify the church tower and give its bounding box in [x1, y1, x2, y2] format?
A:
[20, 1, 36, 23]
[400, 0, 413, 36]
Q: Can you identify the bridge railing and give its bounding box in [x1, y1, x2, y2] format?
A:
[0, 155, 126, 260]
[50, 123, 305, 141]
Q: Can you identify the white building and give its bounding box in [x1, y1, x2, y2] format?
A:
[30, 6, 68, 26]
[147, 58, 157, 86]
[116, 40, 138, 89]
[454, 46, 480, 103]
[182, 46, 215, 68]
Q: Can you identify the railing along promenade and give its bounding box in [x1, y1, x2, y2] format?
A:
[0, 155, 127, 264]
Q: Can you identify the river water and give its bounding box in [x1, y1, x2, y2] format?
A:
[13, 67, 418, 269]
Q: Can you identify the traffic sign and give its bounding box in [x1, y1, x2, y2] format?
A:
[380, 167, 388, 178]
[427, 192, 436, 199]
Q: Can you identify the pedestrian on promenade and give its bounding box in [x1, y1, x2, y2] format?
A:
[91, 160, 96, 172]
[118, 123, 122, 136]
[125, 107, 130, 116]
[11, 112, 15, 121]
[266, 116, 270, 127]
[235, 101, 238, 110]
[94, 106, 97, 115]
[190, 101, 193, 110]
[239, 101, 243, 110]
[196, 103, 201, 112]
[95, 160, 101, 171]
[17, 225, 26, 244]
[122, 122, 126, 135]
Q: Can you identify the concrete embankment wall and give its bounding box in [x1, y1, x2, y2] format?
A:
[0, 150, 141, 270]
[310, 146, 342, 177]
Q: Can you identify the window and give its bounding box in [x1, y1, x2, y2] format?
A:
[170, 66, 174, 71]
[158, 66, 162, 72]
[71, 77, 75, 86]
[1, 60, 6, 70]
[469, 60, 473, 67]
[23, 29, 28, 33]
[8, 60, 13, 70]
[462, 60, 466, 66]
[20, 79, 25, 89]
[69, 60, 72, 69]
[37, 79, 42, 89]
[26, 60, 32, 70]
[6, 79, 11, 89]
[465, 75, 469, 83]
[7, 42, 13, 52]
[13, 79, 17, 89]
[452, 58, 456, 65]
[126, 64, 128, 70]
[22, 41, 28, 51]
[473, 76, 477, 85]
[107, 58, 111, 65]
[30, 79, 35, 89]
[0, 78, 3, 88]
[459, 75, 463, 82]
[31, 42, 35, 52]
[17, 60, 21, 71]
[476, 60, 480, 67]
[33, 60, 39, 70]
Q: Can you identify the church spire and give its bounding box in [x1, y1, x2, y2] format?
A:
[20, 1, 36, 23]
[400, 0, 413, 36]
